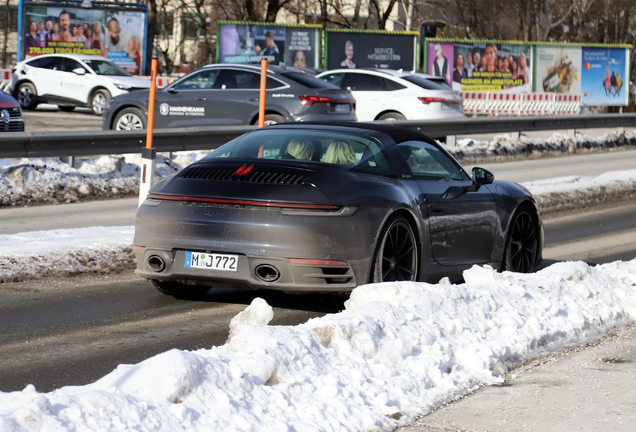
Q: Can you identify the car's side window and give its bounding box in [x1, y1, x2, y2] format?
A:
[398, 141, 466, 181]
[341, 73, 386, 91]
[174, 70, 220, 90]
[29, 57, 62, 70]
[60, 58, 85, 73]
[385, 79, 406, 91]
[320, 73, 345, 88]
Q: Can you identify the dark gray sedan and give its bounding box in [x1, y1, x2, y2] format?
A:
[102, 64, 357, 130]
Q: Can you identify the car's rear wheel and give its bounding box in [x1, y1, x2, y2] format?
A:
[58, 105, 75, 112]
[91, 89, 111, 116]
[263, 114, 286, 126]
[378, 112, 406, 121]
[502, 208, 539, 273]
[17, 82, 38, 110]
[372, 214, 418, 282]
[114, 107, 146, 130]
[151, 280, 210, 296]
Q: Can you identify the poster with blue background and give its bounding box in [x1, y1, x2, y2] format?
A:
[581, 48, 628, 105]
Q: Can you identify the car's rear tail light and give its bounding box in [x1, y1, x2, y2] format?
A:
[133, 245, 145, 252]
[300, 95, 354, 106]
[289, 258, 350, 267]
[147, 193, 339, 211]
[418, 97, 446, 104]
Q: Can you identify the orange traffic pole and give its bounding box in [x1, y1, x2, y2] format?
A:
[258, 59, 267, 127]
[139, 58, 158, 207]
[146, 58, 158, 149]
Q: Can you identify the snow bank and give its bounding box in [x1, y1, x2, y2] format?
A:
[1, 260, 635, 431]
[0, 227, 134, 283]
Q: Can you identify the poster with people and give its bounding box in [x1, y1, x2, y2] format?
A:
[426, 40, 532, 92]
[581, 48, 628, 105]
[535, 46, 582, 95]
[325, 31, 418, 71]
[21, 5, 146, 75]
[218, 22, 320, 68]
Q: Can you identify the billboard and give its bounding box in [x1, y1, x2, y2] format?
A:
[581, 47, 628, 105]
[19, 1, 147, 75]
[325, 30, 418, 70]
[536, 46, 582, 94]
[425, 40, 532, 92]
[217, 21, 321, 68]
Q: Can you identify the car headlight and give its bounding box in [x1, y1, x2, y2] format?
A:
[114, 83, 132, 90]
[106, 98, 115, 110]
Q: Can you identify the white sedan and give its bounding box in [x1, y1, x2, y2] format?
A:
[11, 54, 150, 115]
[317, 69, 464, 121]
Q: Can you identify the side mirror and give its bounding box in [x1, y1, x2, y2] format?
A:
[472, 167, 494, 186]
[73, 68, 86, 76]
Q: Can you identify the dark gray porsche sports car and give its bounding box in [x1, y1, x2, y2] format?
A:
[134, 123, 543, 295]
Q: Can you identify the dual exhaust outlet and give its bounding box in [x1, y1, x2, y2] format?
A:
[147, 255, 280, 283]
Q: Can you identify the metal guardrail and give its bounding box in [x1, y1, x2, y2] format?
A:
[0, 114, 635, 159]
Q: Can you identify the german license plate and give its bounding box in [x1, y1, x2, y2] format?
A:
[185, 251, 238, 272]
[442, 102, 461, 112]
[335, 104, 352, 112]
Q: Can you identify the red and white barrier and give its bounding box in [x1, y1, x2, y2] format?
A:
[460, 92, 581, 116]
[140, 75, 179, 88]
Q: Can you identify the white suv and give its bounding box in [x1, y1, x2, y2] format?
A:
[317, 69, 464, 121]
[11, 54, 151, 115]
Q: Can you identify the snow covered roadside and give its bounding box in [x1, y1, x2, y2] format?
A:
[1, 260, 635, 431]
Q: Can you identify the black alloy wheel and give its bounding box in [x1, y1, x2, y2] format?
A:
[373, 215, 418, 282]
[503, 208, 538, 273]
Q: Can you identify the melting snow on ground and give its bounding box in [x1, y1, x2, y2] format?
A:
[1, 260, 635, 431]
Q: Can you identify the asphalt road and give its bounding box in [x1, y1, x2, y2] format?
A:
[1, 202, 635, 394]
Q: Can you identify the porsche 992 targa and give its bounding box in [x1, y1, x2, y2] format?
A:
[133, 123, 543, 295]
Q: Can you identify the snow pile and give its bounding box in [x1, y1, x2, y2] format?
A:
[525, 169, 636, 214]
[0, 227, 134, 283]
[451, 129, 636, 160]
[1, 260, 635, 431]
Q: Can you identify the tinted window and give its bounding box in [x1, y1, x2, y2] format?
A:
[402, 75, 451, 91]
[27, 57, 61, 70]
[398, 141, 465, 181]
[205, 129, 395, 176]
[60, 58, 85, 73]
[385, 79, 406, 91]
[341, 73, 387, 91]
[320, 73, 345, 87]
[281, 72, 340, 89]
[82, 59, 130, 76]
[174, 69, 220, 90]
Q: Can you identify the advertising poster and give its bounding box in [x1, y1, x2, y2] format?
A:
[535, 46, 582, 94]
[218, 22, 320, 68]
[325, 31, 417, 70]
[427, 41, 532, 92]
[581, 48, 628, 105]
[21, 5, 146, 74]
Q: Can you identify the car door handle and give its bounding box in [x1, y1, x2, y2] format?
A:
[248, 98, 258, 101]
[195, 97, 207, 101]
[430, 204, 443, 213]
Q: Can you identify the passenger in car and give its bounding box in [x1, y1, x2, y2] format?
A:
[286, 139, 315, 160]
[324, 141, 357, 165]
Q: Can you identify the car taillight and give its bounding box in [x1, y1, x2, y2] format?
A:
[300, 95, 353, 106]
[418, 97, 447, 104]
[289, 258, 350, 267]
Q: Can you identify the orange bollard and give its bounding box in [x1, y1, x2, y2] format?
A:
[146, 58, 158, 149]
[139, 58, 158, 207]
[258, 59, 267, 127]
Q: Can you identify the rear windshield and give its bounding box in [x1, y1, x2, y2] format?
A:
[83, 59, 131, 76]
[401, 75, 450, 90]
[281, 72, 341, 89]
[204, 129, 395, 176]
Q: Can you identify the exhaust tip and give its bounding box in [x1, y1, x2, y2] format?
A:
[148, 255, 165, 272]
[254, 264, 280, 282]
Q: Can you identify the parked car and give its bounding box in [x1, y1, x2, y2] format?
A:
[0, 92, 24, 132]
[316, 69, 464, 121]
[11, 54, 151, 115]
[134, 122, 543, 296]
[102, 64, 356, 130]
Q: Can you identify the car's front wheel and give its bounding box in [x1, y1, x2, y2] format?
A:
[16, 82, 38, 110]
[502, 207, 539, 273]
[372, 214, 418, 282]
[151, 280, 210, 297]
[91, 89, 111, 116]
[113, 107, 146, 130]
